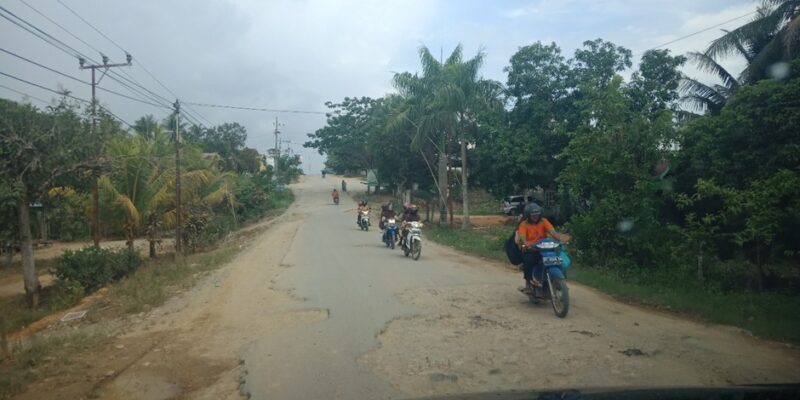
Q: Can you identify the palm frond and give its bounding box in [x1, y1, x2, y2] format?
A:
[114, 194, 140, 226]
[685, 51, 740, 90]
[679, 77, 727, 113]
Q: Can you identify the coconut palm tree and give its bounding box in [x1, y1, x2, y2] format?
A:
[390, 45, 500, 227]
[706, 0, 800, 83]
[679, 51, 742, 114]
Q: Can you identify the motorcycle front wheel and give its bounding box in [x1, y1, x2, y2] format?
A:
[548, 278, 570, 318]
[389, 232, 395, 249]
[411, 241, 421, 260]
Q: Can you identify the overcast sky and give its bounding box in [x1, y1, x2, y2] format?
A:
[0, 0, 758, 173]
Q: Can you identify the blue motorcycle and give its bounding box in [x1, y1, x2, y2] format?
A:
[526, 238, 570, 318]
[382, 217, 399, 249]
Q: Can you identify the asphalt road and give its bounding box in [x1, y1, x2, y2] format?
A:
[238, 176, 799, 399]
[240, 176, 510, 399]
[60, 174, 796, 400]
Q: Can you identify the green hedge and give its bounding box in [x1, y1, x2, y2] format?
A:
[54, 246, 142, 293]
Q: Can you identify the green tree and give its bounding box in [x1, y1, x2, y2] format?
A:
[706, 0, 800, 83]
[391, 45, 497, 226]
[0, 98, 103, 306]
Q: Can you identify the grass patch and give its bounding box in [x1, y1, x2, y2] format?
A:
[0, 188, 296, 398]
[426, 225, 800, 344]
[106, 246, 239, 315]
[0, 285, 83, 335]
[426, 225, 509, 262]
[269, 188, 295, 213]
[0, 330, 109, 399]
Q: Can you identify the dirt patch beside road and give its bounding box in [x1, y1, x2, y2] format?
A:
[359, 283, 800, 397]
[12, 209, 327, 400]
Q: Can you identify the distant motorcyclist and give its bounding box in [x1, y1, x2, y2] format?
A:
[342, 179, 347, 192]
[331, 188, 339, 204]
[516, 203, 571, 296]
[357, 200, 370, 225]
[399, 203, 421, 246]
[379, 202, 396, 230]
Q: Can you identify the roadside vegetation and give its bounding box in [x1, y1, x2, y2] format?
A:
[0, 93, 299, 397]
[309, 2, 799, 343]
[0, 188, 293, 399]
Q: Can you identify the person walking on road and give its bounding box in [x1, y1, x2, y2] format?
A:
[342, 179, 347, 192]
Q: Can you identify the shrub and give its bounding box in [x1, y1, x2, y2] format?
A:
[54, 246, 142, 293]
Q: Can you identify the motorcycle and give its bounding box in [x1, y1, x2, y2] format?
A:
[333, 196, 339, 205]
[382, 218, 399, 249]
[524, 238, 570, 318]
[358, 210, 370, 231]
[401, 221, 423, 260]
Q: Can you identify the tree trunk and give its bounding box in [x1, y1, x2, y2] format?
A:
[0, 314, 8, 359]
[460, 139, 470, 229]
[437, 146, 448, 225]
[18, 199, 40, 308]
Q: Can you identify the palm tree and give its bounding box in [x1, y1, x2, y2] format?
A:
[706, 0, 799, 83]
[390, 45, 500, 227]
[101, 125, 238, 257]
[680, 51, 741, 114]
[680, 1, 798, 114]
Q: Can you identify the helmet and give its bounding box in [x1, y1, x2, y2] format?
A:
[524, 202, 543, 223]
[409, 204, 419, 215]
[381, 203, 388, 211]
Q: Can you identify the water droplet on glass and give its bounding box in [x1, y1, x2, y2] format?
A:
[617, 219, 634, 232]
[768, 62, 790, 80]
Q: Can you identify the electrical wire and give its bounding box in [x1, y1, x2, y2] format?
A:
[183, 101, 327, 115]
[17, 0, 105, 56]
[0, 83, 51, 105]
[0, 71, 133, 127]
[0, 47, 170, 109]
[642, 11, 758, 54]
[54, 0, 212, 125]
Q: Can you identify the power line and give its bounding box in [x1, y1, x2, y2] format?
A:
[0, 83, 51, 105]
[0, 47, 170, 109]
[0, 8, 175, 111]
[0, 5, 84, 57]
[56, 0, 127, 55]
[644, 11, 758, 53]
[54, 0, 212, 126]
[16, 0, 104, 56]
[184, 101, 327, 115]
[0, 71, 132, 128]
[0, 3, 203, 125]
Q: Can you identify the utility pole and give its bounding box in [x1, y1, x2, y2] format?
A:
[273, 117, 281, 175]
[79, 53, 132, 247]
[173, 100, 183, 256]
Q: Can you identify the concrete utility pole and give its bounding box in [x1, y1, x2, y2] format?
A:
[173, 100, 183, 256]
[273, 117, 281, 175]
[79, 53, 132, 247]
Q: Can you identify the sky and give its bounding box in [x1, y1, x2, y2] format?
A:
[0, 0, 759, 173]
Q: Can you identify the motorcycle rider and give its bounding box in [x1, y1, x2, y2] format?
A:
[331, 188, 339, 204]
[379, 202, 396, 230]
[357, 200, 370, 225]
[516, 202, 571, 296]
[399, 203, 421, 246]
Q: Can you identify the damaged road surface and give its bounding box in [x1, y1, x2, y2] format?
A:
[27, 176, 797, 400]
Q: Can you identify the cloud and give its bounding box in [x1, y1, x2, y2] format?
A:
[0, 0, 758, 171]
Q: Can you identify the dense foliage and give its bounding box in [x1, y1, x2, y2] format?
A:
[305, 2, 799, 295]
[0, 99, 299, 304]
[54, 246, 142, 294]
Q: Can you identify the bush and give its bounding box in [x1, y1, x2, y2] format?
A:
[54, 246, 142, 293]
